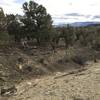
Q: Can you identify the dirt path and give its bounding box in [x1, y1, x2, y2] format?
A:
[1, 61, 98, 100]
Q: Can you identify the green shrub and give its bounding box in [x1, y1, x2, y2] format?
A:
[0, 32, 9, 41]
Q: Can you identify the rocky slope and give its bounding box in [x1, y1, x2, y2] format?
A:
[5, 60, 100, 100]
[0, 46, 100, 100]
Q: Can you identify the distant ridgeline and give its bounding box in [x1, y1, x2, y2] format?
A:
[54, 22, 100, 27]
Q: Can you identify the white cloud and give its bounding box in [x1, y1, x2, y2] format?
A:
[0, 0, 27, 14]
[35, 0, 100, 24]
[36, 0, 100, 15]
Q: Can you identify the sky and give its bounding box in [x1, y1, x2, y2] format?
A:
[1, 0, 100, 24]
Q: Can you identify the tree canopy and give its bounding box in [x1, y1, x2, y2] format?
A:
[0, 7, 6, 32]
[20, 1, 53, 44]
[6, 1, 53, 43]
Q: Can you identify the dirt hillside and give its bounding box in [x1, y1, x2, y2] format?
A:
[0, 46, 100, 100]
[3, 60, 99, 100]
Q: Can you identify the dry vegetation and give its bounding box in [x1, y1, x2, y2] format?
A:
[0, 44, 100, 100]
[0, 1, 100, 100]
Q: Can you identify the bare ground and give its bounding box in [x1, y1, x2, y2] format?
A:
[1, 61, 99, 100]
[0, 46, 100, 100]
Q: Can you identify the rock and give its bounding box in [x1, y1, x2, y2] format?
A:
[18, 64, 23, 70]
[1, 85, 17, 96]
[27, 82, 32, 85]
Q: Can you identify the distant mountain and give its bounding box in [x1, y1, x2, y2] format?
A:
[70, 22, 100, 27]
[54, 22, 100, 27]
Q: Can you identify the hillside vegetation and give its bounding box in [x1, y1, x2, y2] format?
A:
[0, 1, 100, 100]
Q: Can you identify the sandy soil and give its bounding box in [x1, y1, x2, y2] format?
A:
[0, 46, 100, 100]
[0, 61, 98, 100]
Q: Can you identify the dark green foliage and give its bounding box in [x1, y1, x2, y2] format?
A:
[7, 16, 21, 41]
[0, 32, 9, 41]
[60, 25, 76, 48]
[0, 7, 6, 32]
[6, 14, 15, 24]
[0, 5, 100, 50]
[5, 1, 53, 44]
[58, 26, 100, 50]
[21, 1, 53, 44]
